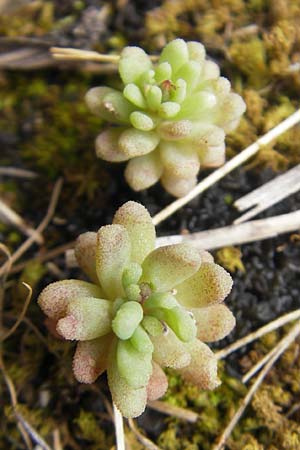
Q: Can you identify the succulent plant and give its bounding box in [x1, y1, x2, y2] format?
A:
[38, 201, 235, 418]
[86, 39, 246, 197]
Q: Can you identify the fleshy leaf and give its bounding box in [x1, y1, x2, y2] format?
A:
[122, 262, 143, 287]
[176, 61, 202, 92]
[38, 280, 103, 320]
[123, 83, 147, 109]
[142, 243, 202, 291]
[125, 152, 163, 191]
[155, 62, 172, 84]
[153, 307, 197, 342]
[176, 262, 233, 308]
[152, 328, 191, 369]
[201, 60, 220, 81]
[130, 325, 154, 354]
[187, 41, 206, 63]
[113, 201, 156, 264]
[157, 120, 192, 140]
[119, 46, 152, 84]
[96, 224, 131, 300]
[57, 297, 112, 340]
[107, 340, 147, 418]
[112, 301, 143, 340]
[192, 304, 236, 342]
[102, 91, 134, 123]
[161, 172, 197, 198]
[142, 316, 164, 337]
[119, 129, 160, 157]
[160, 142, 200, 178]
[177, 91, 217, 120]
[130, 111, 155, 131]
[116, 339, 153, 388]
[74, 232, 98, 283]
[145, 85, 162, 111]
[95, 129, 129, 162]
[199, 143, 225, 168]
[178, 339, 220, 389]
[159, 39, 189, 73]
[159, 102, 181, 118]
[73, 334, 112, 383]
[147, 362, 168, 401]
[85, 87, 115, 118]
[144, 292, 178, 311]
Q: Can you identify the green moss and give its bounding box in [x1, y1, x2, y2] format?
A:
[216, 247, 245, 273]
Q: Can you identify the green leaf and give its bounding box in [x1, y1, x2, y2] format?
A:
[142, 243, 202, 291]
[74, 232, 98, 284]
[191, 304, 235, 342]
[130, 111, 155, 131]
[130, 325, 154, 354]
[102, 91, 134, 123]
[170, 78, 187, 103]
[161, 172, 197, 198]
[125, 151, 163, 191]
[95, 129, 129, 162]
[96, 225, 131, 300]
[159, 39, 189, 73]
[107, 340, 147, 418]
[176, 262, 233, 308]
[152, 307, 197, 342]
[123, 83, 147, 108]
[177, 339, 220, 389]
[157, 120, 192, 140]
[119, 129, 160, 157]
[152, 328, 191, 369]
[142, 316, 164, 337]
[73, 334, 112, 383]
[187, 41, 206, 63]
[57, 297, 113, 340]
[175, 61, 202, 92]
[112, 301, 143, 340]
[155, 62, 172, 83]
[144, 292, 178, 311]
[113, 201, 156, 264]
[145, 85, 162, 111]
[116, 339, 152, 388]
[38, 280, 104, 320]
[122, 262, 143, 288]
[160, 141, 200, 178]
[119, 46, 152, 84]
[159, 101, 181, 118]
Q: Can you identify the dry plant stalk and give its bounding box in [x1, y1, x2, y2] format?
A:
[234, 164, 300, 224]
[156, 210, 300, 250]
[148, 400, 198, 422]
[0, 178, 63, 277]
[153, 109, 300, 226]
[216, 308, 300, 359]
[213, 320, 300, 450]
[128, 418, 161, 450]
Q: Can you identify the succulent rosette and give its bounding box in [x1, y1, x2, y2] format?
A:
[86, 39, 246, 197]
[38, 201, 235, 418]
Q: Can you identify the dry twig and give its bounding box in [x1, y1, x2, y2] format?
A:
[1, 282, 32, 340]
[153, 109, 300, 226]
[216, 308, 300, 359]
[213, 320, 300, 450]
[234, 164, 300, 224]
[156, 210, 300, 250]
[0, 167, 38, 179]
[0, 178, 63, 277]
[128, 419, 161, 450]
[113, 403, 125, 450]
[148, 400, 198, 423]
